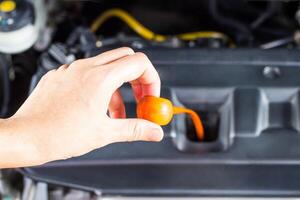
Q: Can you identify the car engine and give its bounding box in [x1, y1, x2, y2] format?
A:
[2, 0, 300, 199]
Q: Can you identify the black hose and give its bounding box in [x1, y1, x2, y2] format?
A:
[0, 54, 11, 118]
[250, 1, 280, 30]
[208, 0, 253, 45]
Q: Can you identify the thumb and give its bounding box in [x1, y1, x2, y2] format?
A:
[111, 119, 164, 142]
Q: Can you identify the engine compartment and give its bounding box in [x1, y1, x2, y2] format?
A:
[2, 0, 300, 199]
[21, 49, 300, 197]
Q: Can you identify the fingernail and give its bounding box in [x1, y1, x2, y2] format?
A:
[146, 128, 164, 142]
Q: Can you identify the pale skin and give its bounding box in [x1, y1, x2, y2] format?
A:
[0, 47, 164, 169]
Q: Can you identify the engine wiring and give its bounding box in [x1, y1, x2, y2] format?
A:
[260, 31, 300, 49]
[91, 8, 235, 47]
[0, 54, 11, 118]
[208, 0, 252, 45]
[260, 36, 294, 49]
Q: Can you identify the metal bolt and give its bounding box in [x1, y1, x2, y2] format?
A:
[95, 40, 102, 48]
[262, 66, 281, 79]
[131, 41, 144, 49]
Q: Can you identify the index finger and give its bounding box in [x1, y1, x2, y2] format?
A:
[102, 52, 161, 101]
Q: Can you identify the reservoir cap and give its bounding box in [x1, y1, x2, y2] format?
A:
[0, 0, 16, 13]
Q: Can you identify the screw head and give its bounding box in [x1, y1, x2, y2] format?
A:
[263, 66, 281, 79]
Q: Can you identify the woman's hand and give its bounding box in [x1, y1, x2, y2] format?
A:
[0, 47, 163, 168]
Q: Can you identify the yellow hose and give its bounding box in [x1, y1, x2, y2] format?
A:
[91, 8, 234, 46]
[91, 8, 166, 42]
[178, 31, 227, 40]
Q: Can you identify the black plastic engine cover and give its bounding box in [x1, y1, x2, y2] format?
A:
[21, 49, 300, 197]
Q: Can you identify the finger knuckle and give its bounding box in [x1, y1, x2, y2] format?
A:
[41, 69, 55, 80]
[92, 65, 111, 80]
[127, 121, 141, 142]
[120, 47, 134, 54]
[83, 68, 99, 84]
[101, 65, 123, 85]
[135, 52, 149, 61]
[47, 69, 56, 74]
[58, 64, 68, 70]
[69, 59, 85, 68]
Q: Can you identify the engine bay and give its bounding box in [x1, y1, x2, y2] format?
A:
[2, 0, 300, 199]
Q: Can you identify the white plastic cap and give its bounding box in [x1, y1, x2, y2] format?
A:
[0, 25, 39, 54]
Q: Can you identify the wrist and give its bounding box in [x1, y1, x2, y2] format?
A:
[0, 117, 46, 168]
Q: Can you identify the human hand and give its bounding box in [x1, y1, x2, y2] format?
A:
[3, 47, 163, 167]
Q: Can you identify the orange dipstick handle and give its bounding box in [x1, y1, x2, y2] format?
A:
[137, 96, 205, 141]
[173, 107, 205, 141]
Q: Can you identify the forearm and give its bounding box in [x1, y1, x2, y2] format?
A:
[0, 117, 44, 168]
